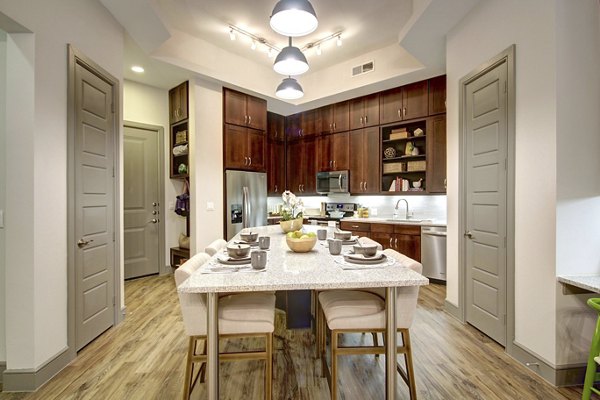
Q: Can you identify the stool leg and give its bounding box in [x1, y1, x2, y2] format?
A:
[372, 332, 379, 358]
[583, 316, 600, 399]
[266, 332, 273, 400]
[331, 330, 338, 400]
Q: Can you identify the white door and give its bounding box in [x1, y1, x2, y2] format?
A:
[464, 60, 508, 346]
[124, 125, 160, 279]
[74, 62, 116, 350]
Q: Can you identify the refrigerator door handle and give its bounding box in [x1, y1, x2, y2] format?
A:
[242, 186, 250, 229]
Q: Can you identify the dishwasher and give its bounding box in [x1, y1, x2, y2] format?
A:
[421, 226, 447, 282]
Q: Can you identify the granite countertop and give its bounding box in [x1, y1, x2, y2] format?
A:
[340, 217, 447, 227]
[178, 224, 428, 293]
[557, 275, 600, 294]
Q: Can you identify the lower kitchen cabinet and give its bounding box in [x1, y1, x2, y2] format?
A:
[363, 222, 421, 261]
[340, 221, 370, 238]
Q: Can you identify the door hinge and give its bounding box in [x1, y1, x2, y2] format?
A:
[112, 167, 115, 178]
[113, 296, 116, 306]
[111, 102, 115, 113]
[504, 236, 506, 248]
[113, 231, 115, 242]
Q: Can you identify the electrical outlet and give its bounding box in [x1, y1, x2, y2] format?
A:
[371, 208, 378, 216]
[207, 201, 215, 211]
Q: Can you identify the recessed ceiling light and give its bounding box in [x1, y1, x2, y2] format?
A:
[131, 65, 145, 73]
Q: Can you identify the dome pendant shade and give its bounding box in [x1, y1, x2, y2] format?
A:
[273, 45, 309, 76]
[270, 0, 318, 37]
[276, 77, 304, 99]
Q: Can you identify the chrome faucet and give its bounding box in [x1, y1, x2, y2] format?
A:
[394, 199, 410, 219]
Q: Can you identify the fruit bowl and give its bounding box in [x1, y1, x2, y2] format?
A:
[285, 231, 318, 253]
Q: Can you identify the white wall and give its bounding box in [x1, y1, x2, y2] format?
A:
[0, 29, 7, 363]
[554, 0, 600, 366]
[123, 80, 186, 268]
[189, 79, 224, 254]
[446, 0, 558, 363]
[0, 0, 123, 370]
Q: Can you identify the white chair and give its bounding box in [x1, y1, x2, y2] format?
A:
[318, 248, 423, 400]
[204, 238, 227, 256]
[175, 252, 275, 400]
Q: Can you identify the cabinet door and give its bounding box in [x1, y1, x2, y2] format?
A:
[177, 81, 189, 121]
[224, 89, 247, 126]
[169, 87, 179, 124]
[394, 234, 421, 262]
[349, 98, 365, 131]
[317, 135, 332, 171]
[247, 129, 266, 172]
[224, 124, 248, 169]
[268, 112, 285, 142]
[402, 80, 428, 120]
[320, 105, 334, 133]
[370, 232, 393, 250]
[349, 130, 364, 193]
[426, 115, 447, 193]
[379, 87, 403, 125]
[286, 113, 302, 140]
[428, 75, 446, 115]
[363, 126, 380, 193]
[363, 93, 380, 127]
[331, 131, 349, 170]
[333, 101, 349, 132]
[301, 109, 317, 136]
[268, 139, 285, 195]
[302, 138, 317, 194]
[287, 141, 303, 193]
[247, 95, 267, 131]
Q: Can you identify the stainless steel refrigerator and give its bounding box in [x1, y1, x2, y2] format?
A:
[225, 170, 267, 240]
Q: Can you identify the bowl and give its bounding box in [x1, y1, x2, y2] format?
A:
[329, 211, 345, 218]
[352, 243, 378, 257]
[334, 230, 352, 240]
[239, 232, 258, 242]
[285, 236, 317, 253]
[226, 243, 251, 258]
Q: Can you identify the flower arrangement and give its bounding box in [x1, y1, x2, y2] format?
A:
[280, 190, 304, 221]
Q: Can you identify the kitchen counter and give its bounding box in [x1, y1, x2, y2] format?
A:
[557, 275, 600, 294]
[341, 216, 447, 227]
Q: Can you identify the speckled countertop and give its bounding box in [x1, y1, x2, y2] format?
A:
[178, 224, 428, 294]
[340, 217, 447, 227]
[557, 275, 600, 294]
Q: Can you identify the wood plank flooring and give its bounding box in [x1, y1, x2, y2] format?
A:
[0, 274, 585, 399]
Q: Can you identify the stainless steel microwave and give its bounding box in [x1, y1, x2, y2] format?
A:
[316, 170, 349, 195]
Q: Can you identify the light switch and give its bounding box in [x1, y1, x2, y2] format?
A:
[207, 201, 215, 211]
[168, 202, 175, 211]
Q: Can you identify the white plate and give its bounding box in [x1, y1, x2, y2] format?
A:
[343, 254, 388, 265]
[216, 254, 251, 265]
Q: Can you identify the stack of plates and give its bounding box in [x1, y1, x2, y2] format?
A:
[217, 254, 251, 265]
[343, 253, 387, 265]
[234, 240, 258, 247]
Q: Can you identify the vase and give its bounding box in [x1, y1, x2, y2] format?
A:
[279, 217, 303, 233]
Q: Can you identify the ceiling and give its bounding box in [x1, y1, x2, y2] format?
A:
[111, 0, 481, 114]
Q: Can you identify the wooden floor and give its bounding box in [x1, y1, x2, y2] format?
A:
[0, 274, 585, 399]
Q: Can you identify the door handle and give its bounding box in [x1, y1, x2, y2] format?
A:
[464, 231, 474, 239]
[77, 238, 93, 248]
[242, 186, 249, 229]
[147, 218, 159, 224]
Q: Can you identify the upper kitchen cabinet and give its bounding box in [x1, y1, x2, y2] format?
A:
[317, 132, 349, 172]
[349, 93, 380, 130]
[287, 137, 317, 195]
[321, 101, 350, 133]
[349, 126, 380, 194]
[224, 124, 266, 172]
[169, 81, 189, 124]
[426, 115, 447, 193]
[379, 80, 428, 124]
[267, 112, 286, 195]
[267, 112, 285, 142]
[286, 112, 302, 140]
[301, 108, 319, 136]
[223, 88, 267, 131]
[429, 75, 447, 115]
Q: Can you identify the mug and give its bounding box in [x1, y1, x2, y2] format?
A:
[258, 236, 270, 250]
[251, 250, 267, 269]
[328, 239, 342, 255]
[317, 229, 327, 240]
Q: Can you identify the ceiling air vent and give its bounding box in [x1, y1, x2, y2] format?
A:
[352, 61, 374, 77]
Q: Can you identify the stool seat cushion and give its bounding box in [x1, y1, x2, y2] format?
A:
[319, 290, 385, 330]
[219, 293, 276, 335]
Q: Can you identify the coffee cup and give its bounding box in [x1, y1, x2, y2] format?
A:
[328, 239, 342, 255]
[317, 229, 327, 240]
[251, 250, 267, 269]
[258, 236, 270, 250]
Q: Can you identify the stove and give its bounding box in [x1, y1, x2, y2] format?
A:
[306, 202, 356, 225]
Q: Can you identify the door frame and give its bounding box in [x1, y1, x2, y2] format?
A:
[123, 121, 166, 276]
[67, 44, 122, 359]
[458, 45, 516, 349]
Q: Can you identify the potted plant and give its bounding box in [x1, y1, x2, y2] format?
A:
[279, 190, 304, 233]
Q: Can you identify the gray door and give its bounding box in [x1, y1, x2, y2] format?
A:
[464, 60, 508, 346]
[123, 125, 160, 279]
[74, 63, 116, 350]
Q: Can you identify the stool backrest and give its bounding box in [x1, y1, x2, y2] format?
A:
[205, 239, 228, 256]
[175, 252, 212, 336]
[383, 248, 424, 329]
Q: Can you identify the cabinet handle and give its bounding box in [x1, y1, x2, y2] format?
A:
[249, 157, 252, 166]
[275, 185, 278, 193]
[333, 122, 336, 130]
[333, 160, 336, 169]
[397, 109, 401, 118]
[298, 184, 302, 192]
[352, 225, 360, 229]
[360, 116, 363, 125]
[244, 156, 248, 166]
[364, 115, 368, 124]
[359, 181, 363, 191]
[364, 181, 367, 191]
[395, 238, 398, 248]
[403, 108, 407, 117]
[389, 238, 393, 248]
[248, 115, 252, 125]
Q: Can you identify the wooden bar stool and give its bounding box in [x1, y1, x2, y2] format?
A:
[582, 298, 600, 399]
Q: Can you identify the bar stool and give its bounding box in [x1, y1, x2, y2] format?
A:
[582, 298, 600, 399]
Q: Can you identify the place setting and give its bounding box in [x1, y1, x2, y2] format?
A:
[201, 241, 269, 274]
[329, 241, 396, 270]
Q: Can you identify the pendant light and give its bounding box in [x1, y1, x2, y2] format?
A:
[274, 37, 309, 76]
[270, 0, 318, 37]
[276, 77, 304, 99]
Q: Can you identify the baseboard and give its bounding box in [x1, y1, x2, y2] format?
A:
[121, 305, 127, 317]
[444, 299, 463, 321]
[0, 361, 6, 384]
[2, 346, 74, 392]
[507, 341, 586, 387]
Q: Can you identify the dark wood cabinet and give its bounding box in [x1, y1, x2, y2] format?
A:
[349, 93, 379, 130]
[169, 81, 189, 124]
[426, 115, 446, 193]
[370, 223, 421, 261]
[349, 126, 380, 193]
[317, 132, 349, 172]
[339, 221, 370, 239]
[428, 75, 446, 115]
[321, 101, 349, 133]
[267, 112, 286, 196]
[287, 137, 316, 195]
[223, 88, 267, 131]
[224, 124, 266, 172]
[300, 108, 318, 136]
[267, 112, 285, 142]
[379, 80, 428, 124]
[286, 113, 302, 140]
